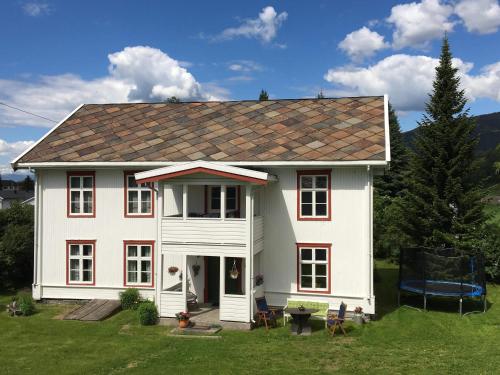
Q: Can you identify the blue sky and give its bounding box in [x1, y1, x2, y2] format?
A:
[1, 0, 499, 173]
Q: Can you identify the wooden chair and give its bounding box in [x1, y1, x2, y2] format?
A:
[327, 302, 347, 336]
[255, 296, 279, 331]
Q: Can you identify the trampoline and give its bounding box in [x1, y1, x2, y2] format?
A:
[398, 247, 487, 315]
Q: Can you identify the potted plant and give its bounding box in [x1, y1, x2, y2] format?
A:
[353, 306, 364, 325]
[168, 266, 179, 275]
[175, 311, 191, 328]
[255, 274, 264, 286]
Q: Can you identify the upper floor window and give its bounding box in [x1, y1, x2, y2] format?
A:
[297, 243, 330, 293]
[67, 172, 95, 217]
[124, 241, 154, 287]
[124, 172, 154, 217]
[297, 170, 331, 221]
[66, 240, 95, 285]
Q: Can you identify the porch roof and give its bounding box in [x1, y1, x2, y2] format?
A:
[134, 160, 277, 185]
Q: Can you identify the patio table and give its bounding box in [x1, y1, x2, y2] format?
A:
[284, 307, 319, 335]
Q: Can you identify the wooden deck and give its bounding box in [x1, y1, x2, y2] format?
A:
[64, 299, 121, 321]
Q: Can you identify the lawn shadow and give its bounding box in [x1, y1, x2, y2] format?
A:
[373, 263, 400, 320]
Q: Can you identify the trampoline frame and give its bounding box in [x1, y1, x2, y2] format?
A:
[398, 248, 487, 315]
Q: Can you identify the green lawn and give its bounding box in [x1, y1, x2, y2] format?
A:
[1, 262, 499, 375]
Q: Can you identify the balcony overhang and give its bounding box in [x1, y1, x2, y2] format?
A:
[135, 160, 277, 185]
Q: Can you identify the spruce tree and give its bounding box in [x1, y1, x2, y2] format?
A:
[259, 89, 269, 101]
[376, 103, 408, 198]
[401, 36, 483, 250]
[373, 104, 410, 259]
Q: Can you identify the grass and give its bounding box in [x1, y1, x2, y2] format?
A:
[1, 262, 499, 375]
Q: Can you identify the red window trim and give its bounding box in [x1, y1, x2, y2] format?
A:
[124, 171, 155, 218]
[67, 171, 96, 218]
[296, 242, 331, 294]
[66, 240, 96, 286]
[123, 240, 155, 288]
[296, 169, 332, 221]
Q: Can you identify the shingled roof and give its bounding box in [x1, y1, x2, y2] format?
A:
[13, 96, 388, 167]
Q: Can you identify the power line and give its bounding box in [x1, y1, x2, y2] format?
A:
[0, 102, 58, 123]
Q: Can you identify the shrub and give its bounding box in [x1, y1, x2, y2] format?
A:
[138, 301, 158, 325]
[120, 288, 140, 310]
[16, 292, 35, 316]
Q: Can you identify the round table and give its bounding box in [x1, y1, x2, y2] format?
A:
[284, 307, 319, 335]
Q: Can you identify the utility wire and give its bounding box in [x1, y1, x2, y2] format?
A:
[0, 102, 58, 123]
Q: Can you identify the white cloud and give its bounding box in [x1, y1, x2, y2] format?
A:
[455, 0, 500, 34]
[387, 0, 454, 50]
[214, 6, 288, 43]
[0, 46, 224, 128]
[227, 60, 263, 72]
[338, 27, 389, 61]
[22, 2, 51, 17]
[0, 139, 35, 173]
[324, 54, 500, 111]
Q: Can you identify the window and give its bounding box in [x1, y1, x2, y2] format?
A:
[124, 172, 154, 217]
[209, 186, 221, 211]
[297, 170, 331, 220]
[297, 243, 330, 293]
[124, 241, 154, 287]
[67, 172, 95, 217]
[66, 240, 95, 285]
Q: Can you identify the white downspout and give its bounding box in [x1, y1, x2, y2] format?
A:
[367, 166, 373, 305]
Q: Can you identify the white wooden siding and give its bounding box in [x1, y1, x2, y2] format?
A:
[37, 169, 157, 300]
[160, 292, 186, 317]
[162, 218, 247, 245]
[220, 295, 249, 322]
[253, 216, 264, 255]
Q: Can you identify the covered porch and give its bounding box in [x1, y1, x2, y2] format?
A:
[134, 161, 271, 323]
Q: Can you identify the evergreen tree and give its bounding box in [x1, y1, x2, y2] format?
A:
[22, 175, 34, 191]
[376, 103, 408, 198]
[317, 90, 325, 99]
[401, 36, 484, 250]
[373, 104, 410, 259]
[166, 96, 180, 103]
[259, 89, 269, 101]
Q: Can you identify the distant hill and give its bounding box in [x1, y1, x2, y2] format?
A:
[403, 112, 500, 153]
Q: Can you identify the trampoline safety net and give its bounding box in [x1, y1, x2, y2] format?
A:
[399, 247, 486, 298]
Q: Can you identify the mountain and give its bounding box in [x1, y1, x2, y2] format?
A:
[403, 112, 500, 153]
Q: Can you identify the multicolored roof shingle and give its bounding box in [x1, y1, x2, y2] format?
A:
[15, 96, 387, 165]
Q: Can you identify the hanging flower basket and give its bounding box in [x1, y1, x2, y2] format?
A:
[168, 266, 179, 275]
[229, 259, 239, 279]
[192, 264, 200, 277]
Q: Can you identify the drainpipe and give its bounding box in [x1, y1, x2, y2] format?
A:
[367, 165, 373, 305]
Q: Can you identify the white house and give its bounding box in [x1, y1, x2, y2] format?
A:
[12, 96, 390, 323]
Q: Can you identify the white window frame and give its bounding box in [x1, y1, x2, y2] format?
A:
[125, 243, 153, 287]
[67, 242, 94, 285]
[125, 174, 153, 216]
[208, 185, 238, 213]
[68, 174, 94, 216]
[298, 246, 329, 292]
[298, 174, 329, 219]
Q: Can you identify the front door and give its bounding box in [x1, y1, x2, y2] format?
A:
[205, 256, 220, 306]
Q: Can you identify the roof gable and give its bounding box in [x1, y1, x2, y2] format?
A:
[13, 96, 387, 167]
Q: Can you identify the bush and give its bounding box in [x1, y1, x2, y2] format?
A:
[120, 288, 140, 310]
[0, 203, 34, 289]
[16, 292, 35, 316]
[138, 301, 158, 325]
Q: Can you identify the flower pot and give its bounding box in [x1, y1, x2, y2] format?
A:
[353, 314, 364, 325]
[179, 319, 190, 328]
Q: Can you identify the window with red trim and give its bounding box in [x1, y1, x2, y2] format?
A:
[297, 243, 331, 293]
[297, 170, 331, 220]
[67, 172, 95, 217]
[124, 172, 154, 217]
[66, 240, 96, 285]
[124, 241, 154, 287]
